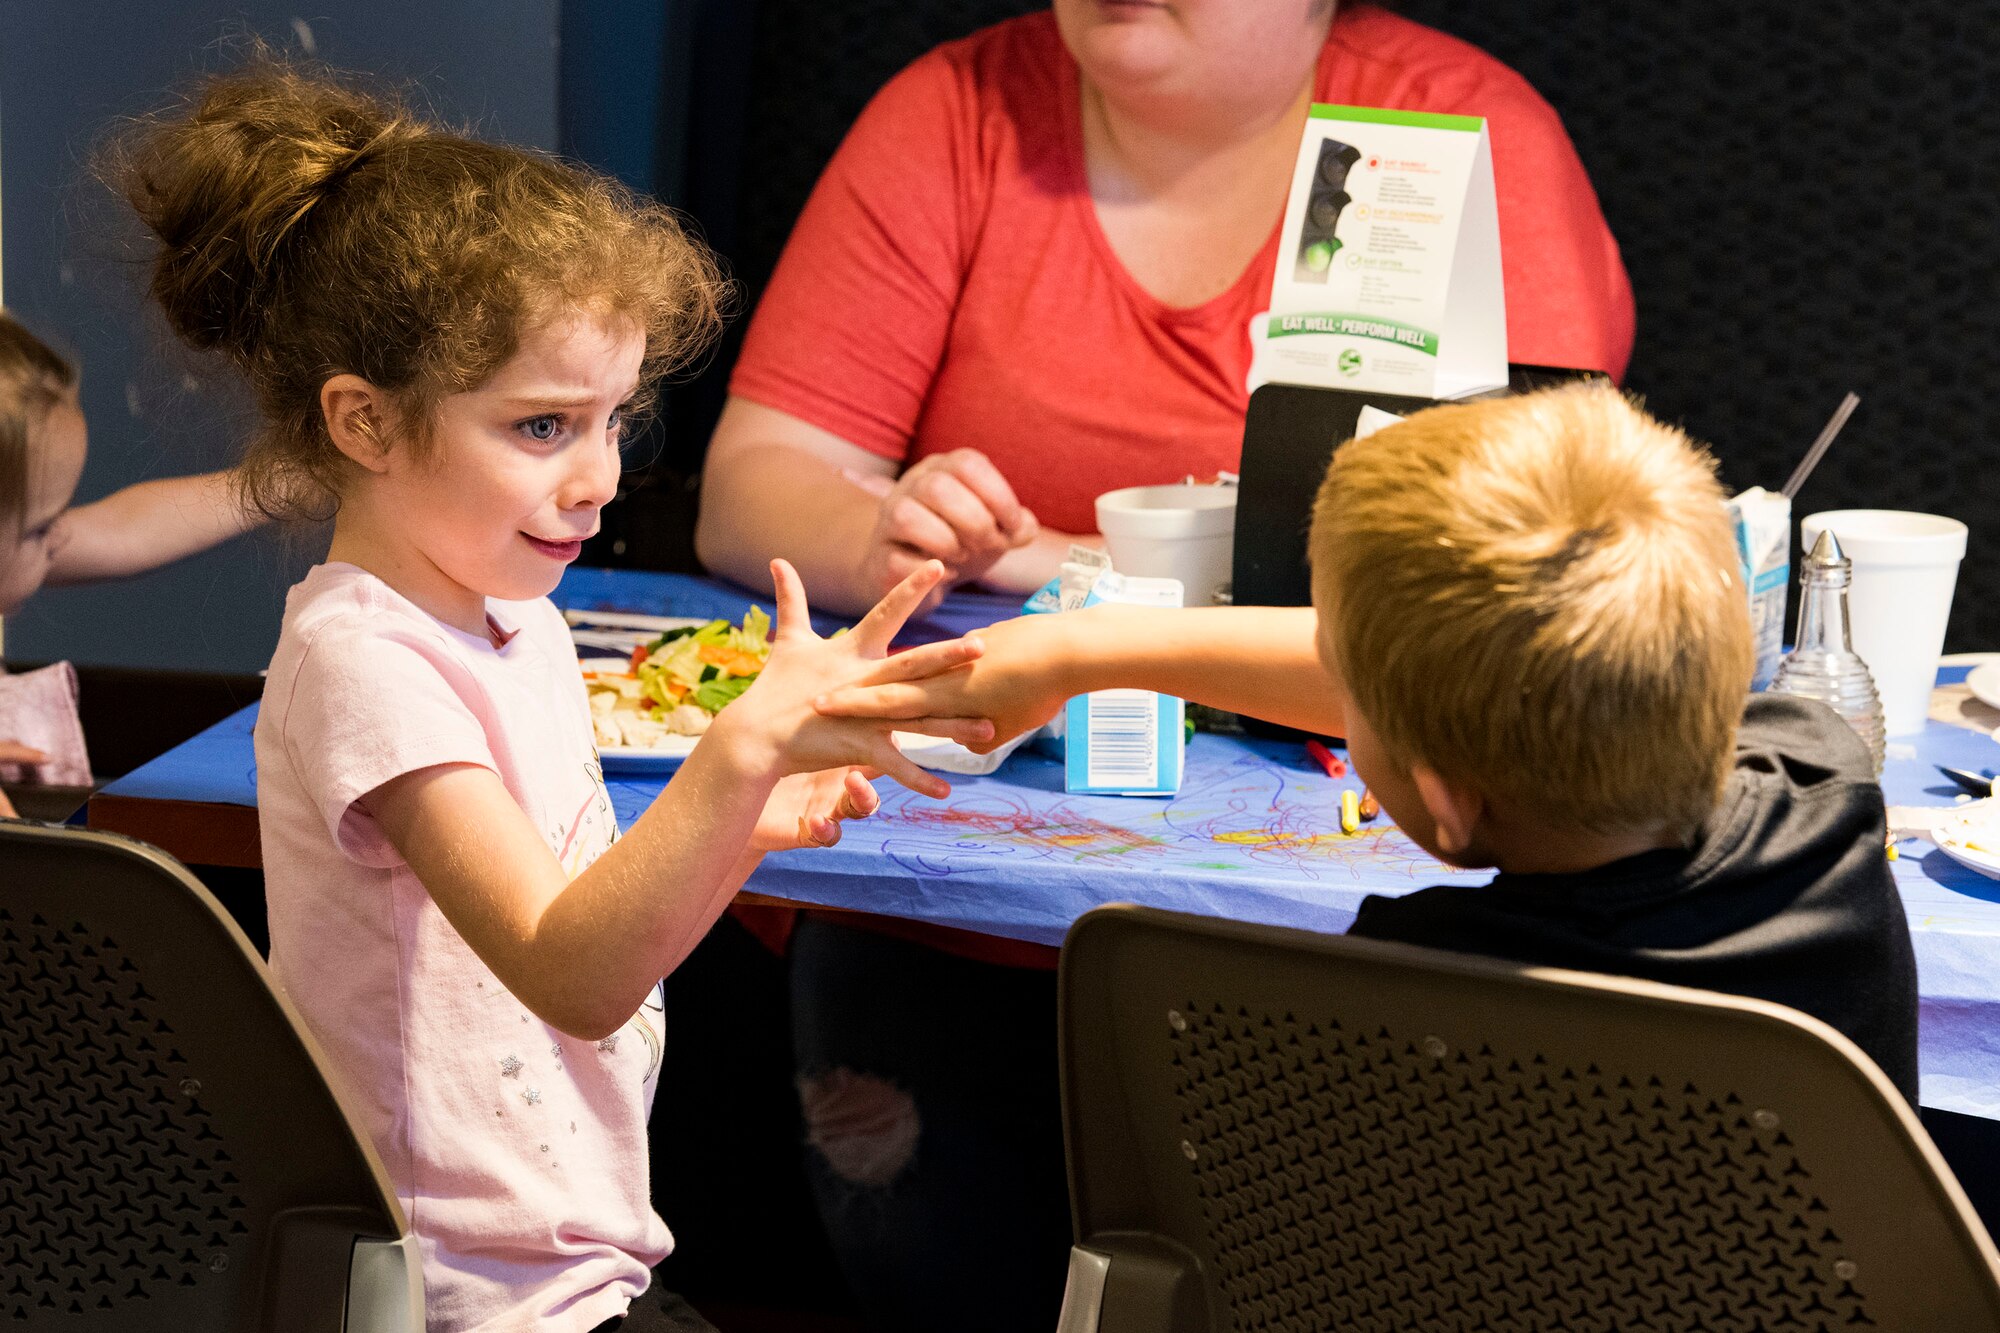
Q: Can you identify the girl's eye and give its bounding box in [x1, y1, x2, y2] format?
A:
[606, 407, 623, 435]
[520, 414, 564, 443]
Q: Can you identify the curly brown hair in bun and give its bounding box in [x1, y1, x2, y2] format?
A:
[102, 53, 729, 521]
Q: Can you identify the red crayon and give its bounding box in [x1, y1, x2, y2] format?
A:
[1305, 740, 1347, 779]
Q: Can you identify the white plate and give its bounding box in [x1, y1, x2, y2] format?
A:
[574, 618, 1030, 780]
[1967, 661, 2000, 712]
[574, 617, 713, 776]
[1932, 800, 2000, 881]
[597, 734, 700, 775]
[564, 609, 713, 634]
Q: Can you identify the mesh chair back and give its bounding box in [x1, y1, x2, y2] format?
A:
[1058, 904, 2000, 1332]
[0, 821, 417, 1332]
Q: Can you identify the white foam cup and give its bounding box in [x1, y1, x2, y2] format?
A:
[1799, 509, 1967, 736]
[1094, 484, 1237, 608]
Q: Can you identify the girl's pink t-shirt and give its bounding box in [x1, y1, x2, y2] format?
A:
[731, 6, 1636, 538]
[256, 563, 669, 1333]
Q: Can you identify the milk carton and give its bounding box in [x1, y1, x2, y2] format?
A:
[1729, 487, 1791, 689]
[1022, 548, 1187, 796]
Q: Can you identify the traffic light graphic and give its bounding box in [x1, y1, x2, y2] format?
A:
[1292, 137, 1361, 283]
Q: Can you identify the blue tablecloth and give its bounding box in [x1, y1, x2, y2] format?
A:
[98, 569, 2000, 1119]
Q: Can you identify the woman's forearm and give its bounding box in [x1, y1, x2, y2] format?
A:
[695, 443, 884, 613]
[977, 528, 1100, 596]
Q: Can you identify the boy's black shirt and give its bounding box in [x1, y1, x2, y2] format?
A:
[1349, 693, 1920, 1102]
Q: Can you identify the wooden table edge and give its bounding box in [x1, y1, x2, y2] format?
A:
[87, 794, 263, 870]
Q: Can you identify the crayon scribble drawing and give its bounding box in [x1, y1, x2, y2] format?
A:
[867, 746, 1458, 884]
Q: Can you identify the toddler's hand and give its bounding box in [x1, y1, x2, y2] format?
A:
[0, 741, 48, 821]
[751, 767, 881, 853]
[715, 559, 994, 797]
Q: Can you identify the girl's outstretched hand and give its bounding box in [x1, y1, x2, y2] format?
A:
[711, 558, 994, 797]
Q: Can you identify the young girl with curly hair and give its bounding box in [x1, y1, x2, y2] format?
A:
[106, 58, 990, 1333]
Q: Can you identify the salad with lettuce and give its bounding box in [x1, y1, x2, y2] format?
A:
[585, 608, 770, 749]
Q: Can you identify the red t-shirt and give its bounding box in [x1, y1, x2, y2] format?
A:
[731, 6, 1636, 538]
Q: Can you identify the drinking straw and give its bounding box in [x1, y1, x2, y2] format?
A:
[1782, 392, 1861, 499]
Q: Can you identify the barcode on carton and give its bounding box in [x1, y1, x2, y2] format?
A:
[1086, 690, 1158, 789]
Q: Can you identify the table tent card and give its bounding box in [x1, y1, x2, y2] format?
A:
[1249, 104, 1507, 401]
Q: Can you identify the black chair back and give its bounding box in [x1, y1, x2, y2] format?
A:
[1057, 904, 2000, 1331]
[0, 821, 419, 1332]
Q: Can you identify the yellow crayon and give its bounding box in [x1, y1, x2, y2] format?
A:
[1340, 789, 1361, 834]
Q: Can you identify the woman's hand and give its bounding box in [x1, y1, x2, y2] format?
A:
[851, 449, 1040, 603]
[750, 766, 882, 853]
[814, 612, 1086, 754]
[706, 558, 995, 796]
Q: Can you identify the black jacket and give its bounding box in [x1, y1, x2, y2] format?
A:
[1350, 693, 1920, 1102]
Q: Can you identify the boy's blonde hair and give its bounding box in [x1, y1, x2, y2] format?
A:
[0, 312, 78, 533]
[1310, 382, 1753, 841]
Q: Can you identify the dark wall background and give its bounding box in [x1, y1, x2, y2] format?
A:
[9, 1, 1999, 664]
[0, 0, 558, 673]
[571, 0, 2000, 651]
[1392, 0, 2000, 650]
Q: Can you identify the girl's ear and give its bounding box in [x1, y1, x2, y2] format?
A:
[321, 374, 392, 473]
[1410, 763, 1487, 861]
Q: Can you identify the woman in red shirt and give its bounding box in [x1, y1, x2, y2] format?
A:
[697, 3, 1631, 614]
[697, 4, 1633, 1328]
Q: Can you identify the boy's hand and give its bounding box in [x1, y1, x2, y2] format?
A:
[813, 612, 1081, 754]
[751, 766, 881, 853]
[710, 559, 995, 797]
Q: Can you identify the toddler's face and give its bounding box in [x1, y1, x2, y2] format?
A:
[379, 314, 641, 607]
[0, 397, 85, 617]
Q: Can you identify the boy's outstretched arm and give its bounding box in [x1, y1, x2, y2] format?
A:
[44, 470, 266, 585]
[819, 604, 1345, 745]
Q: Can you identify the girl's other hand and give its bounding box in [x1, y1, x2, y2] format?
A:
[712, 558, 994, 797]
[752, 766, 882, 853]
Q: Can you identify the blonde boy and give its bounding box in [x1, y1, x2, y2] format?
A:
[821, 383, 1918, 1099]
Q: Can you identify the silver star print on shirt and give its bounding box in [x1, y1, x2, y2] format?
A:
[598, 1034, 619, 1054]
[500, 1055, 524, 1079]
[522, 1087, 541, 1106]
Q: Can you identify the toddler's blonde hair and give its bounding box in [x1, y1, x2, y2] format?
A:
[0, 312, 78, 534]
[1310, 382, 1753, 841]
